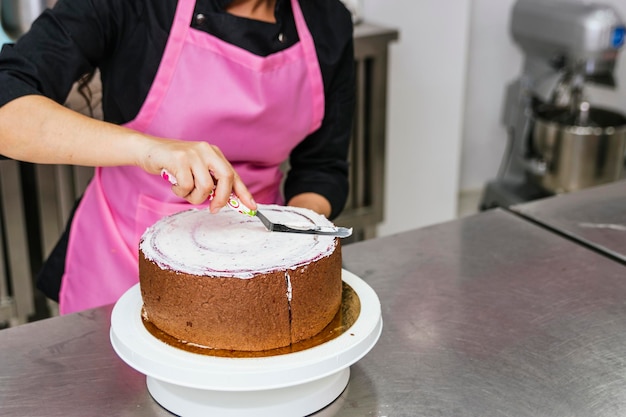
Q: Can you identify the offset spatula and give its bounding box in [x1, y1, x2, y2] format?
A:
[161, 170, 353, 238]
[254, 209, 353, 238]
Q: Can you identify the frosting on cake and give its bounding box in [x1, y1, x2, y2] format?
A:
[139, 204, 337, 278]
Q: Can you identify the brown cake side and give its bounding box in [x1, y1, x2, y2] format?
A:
[289, 243, 343, 344]
[139, 241, 342, 352]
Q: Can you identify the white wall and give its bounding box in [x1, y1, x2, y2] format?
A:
[363, 1, 472, 237]
[461, 0, 520, 191]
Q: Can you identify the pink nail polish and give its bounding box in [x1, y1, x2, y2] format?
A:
[160, 169, 178, 185]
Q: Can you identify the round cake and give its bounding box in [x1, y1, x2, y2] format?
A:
[138, 204, 343, 352]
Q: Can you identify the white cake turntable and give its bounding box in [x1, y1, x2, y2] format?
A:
[110, 269, 382, 417]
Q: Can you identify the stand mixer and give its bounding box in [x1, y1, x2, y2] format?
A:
[480, 0, 626, 210]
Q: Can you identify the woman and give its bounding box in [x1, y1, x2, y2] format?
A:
[0, 0, 355, 314]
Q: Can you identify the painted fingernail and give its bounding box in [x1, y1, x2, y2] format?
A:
[161, 169, 178, 185]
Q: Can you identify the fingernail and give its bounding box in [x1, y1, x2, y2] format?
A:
[161, 169, 178, 185]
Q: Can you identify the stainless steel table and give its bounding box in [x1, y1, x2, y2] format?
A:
[3, 208, 626, 416]
[510, 180, 626, 262]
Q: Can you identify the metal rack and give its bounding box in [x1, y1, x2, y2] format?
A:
[0, 160, 33, 326]
[0, 23, 398, 325]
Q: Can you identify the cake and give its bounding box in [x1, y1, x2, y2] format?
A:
[138, 204, 343, 352]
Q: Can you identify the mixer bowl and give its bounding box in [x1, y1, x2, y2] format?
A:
[529, 105, 626, 193]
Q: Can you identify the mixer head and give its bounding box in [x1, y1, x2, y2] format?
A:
[511, 0, 625, 98]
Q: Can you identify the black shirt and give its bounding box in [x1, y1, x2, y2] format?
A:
[0, 0, 355, 219]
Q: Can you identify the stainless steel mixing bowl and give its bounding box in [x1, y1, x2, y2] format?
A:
[529, 105, 626, 193]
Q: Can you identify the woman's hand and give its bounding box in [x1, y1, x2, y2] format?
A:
[138, 136, 256, 213]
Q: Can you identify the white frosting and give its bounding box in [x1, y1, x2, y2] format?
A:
[140, 204, 337, 278]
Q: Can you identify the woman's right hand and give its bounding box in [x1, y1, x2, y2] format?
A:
[137, 136, 256, 213]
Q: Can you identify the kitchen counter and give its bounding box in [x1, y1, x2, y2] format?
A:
[510, 180, 626, 263]
[2, 208, 626, 416]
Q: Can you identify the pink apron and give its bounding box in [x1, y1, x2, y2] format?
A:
[58, 0, 324, 314]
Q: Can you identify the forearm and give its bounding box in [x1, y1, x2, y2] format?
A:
[0, 95, 145, 167]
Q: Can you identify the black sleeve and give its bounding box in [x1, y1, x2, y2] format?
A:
[0, 4, 91, 107]
[284, 0, 355, 220]
[0, 0, 140, 108]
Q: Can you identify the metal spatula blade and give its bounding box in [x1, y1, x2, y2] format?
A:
[255, 210, 353, 238]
